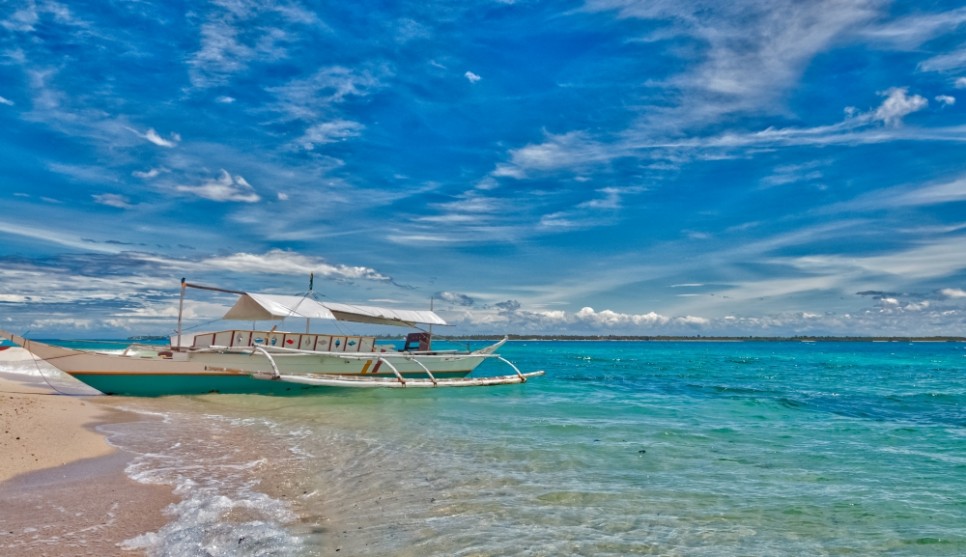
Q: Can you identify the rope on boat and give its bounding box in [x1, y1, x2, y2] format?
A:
[21, 337, 93, 397]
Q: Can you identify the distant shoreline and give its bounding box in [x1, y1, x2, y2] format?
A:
[427, 335, 966, 343]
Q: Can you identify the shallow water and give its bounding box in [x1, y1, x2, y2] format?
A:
[7, 340, 966, 555]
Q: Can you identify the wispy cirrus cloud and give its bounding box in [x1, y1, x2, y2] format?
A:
[267, 66, 383, 122]
[127, 127, 181, 148]
[492, 131, 607, 179]
[187, 1, 320, 88]
[174, 170, 260, 203]
[0, 221, 123, 253]
[760, 160, 828, 189]
[484, 2, 951, 189]
[1, 0, 87, 33]
[859, 5, 966, 49]
[777, 235, 966, 281]
[297, 119, 364, 150]
[833, 174, 966, 212]
[133, 168, 165, 179]
[583, 0, 881, 128]
[492, 85, 936, 179]
[198, 249, 391, 282]
[577, 186, 645, 210]
[92, 193, 132, 209]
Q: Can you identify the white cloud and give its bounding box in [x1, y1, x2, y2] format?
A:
[0, 221, 123, 253]
[489, 84, 934, 182]
[0, 96, 13, 106]
[436, 291, 475, 306]
[133, 168, 163, 179]
[145, 128, 180, 147]
[676, 315, 710, 326]
[843, 175, 966, 210]
[784, 236, 966, 280]
[919, 49, 966, 73]
[299, 120, 364, 149]
[493, 131, 604, 178]
[861, 6, 966, 48]
[890, 177, 966, 206]
[1, 3, 39, 32]
[269, 66, 381, 122]
[201, 249, 390, 282]
[127, 127, 180, 147]
[873, 87, 928, 126]
[761, 161, 828, 188]
[187, 3, 318, 88]
[447, 303, 721, 333]
[92, 193, 132, 209]
[941, 288, 966, 298]
[956, 77, 966, 89]
[576, 306, 672, 327]
[464, 71, 481, 83]
[935, 94, 956, 106]
[586, 0, 880, 127]
[175, 170, 260, 203]
[578, 186, 642, 210]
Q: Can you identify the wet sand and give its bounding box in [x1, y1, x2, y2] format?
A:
[0, 373, 177, 555]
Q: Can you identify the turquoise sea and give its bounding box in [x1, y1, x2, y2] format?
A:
[4, 339, 966, 555]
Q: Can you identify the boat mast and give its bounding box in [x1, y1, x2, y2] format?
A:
[306, 273, 314, 334]
[176, 277, 186, 350]
[175, 280, 246, 351]
[428, 295, 434, 350]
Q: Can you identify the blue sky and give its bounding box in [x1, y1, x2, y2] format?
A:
[2, 0, 966, 338]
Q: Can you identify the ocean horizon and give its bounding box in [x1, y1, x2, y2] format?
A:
[3, 339, 965, 556]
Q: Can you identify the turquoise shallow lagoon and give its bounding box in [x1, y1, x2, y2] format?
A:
[8, 340, 966, 555]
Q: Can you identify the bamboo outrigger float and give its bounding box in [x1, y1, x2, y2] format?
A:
[0, 279, 543, 396]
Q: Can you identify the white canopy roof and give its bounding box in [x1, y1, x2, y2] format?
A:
[222, 293, 447, 327]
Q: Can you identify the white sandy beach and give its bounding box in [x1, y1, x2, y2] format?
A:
[0, 370, 176, 555]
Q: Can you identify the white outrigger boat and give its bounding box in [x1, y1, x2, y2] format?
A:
[0, 280, 542, 396]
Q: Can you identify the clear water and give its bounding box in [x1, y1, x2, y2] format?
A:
[8, 340, 966, 555]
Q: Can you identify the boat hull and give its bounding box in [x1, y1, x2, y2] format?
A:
[0, 331, 494, 396]
[67, 371, 331, 396]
